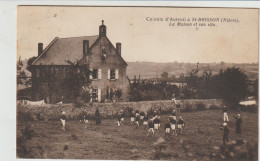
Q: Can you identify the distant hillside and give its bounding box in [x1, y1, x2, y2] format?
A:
[18, 59, 258, 81]
[126, 62, 258, 80]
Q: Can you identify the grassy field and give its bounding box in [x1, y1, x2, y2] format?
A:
[17, 109, 258, 160]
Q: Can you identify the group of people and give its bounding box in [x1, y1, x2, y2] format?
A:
[220, 106, 243, 145]
[117, 108, 186, 137]
[59, 104, 243, 146]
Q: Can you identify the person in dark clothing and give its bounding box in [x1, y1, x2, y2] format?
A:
[153, 116, 160, 131]
[220, 122, 230, 145]
[147, 119, 154, 136]
[177, 116, 185, 134]
[95, 108, 101, 125]
[171, 110, 177, 117]
[140, 111, 145, 123]
[233, 114, 242, 134]
[143, 114, 148, 129]
[135, 113, 140, 126]
[169, 116, 177, 136]
[135, 108, 139, 116]
[165, 121, 171, 137]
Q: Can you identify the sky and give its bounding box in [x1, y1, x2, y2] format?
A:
[17, 6, 258, 63]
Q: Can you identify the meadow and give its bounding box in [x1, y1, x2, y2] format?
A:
[17, 109, 258, 160]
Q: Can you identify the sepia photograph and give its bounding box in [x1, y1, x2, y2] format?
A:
[16, 6, 258, 160]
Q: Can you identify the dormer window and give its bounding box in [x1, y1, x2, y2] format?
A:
[101, 46, 107, 59]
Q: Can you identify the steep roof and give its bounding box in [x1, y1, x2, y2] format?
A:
[32, 35, 99, 65]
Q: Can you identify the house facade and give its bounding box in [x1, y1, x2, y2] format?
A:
[31, 21, 129, 103]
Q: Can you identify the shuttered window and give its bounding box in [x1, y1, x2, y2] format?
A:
[115, 69, 119, 79]
[98, 89, 101, 102]
[89, 69, 93, 80]
[107, 69, 110, 79]
[98, 69, 102, 79]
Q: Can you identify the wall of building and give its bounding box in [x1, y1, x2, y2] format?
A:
[88, 36, 129, 101]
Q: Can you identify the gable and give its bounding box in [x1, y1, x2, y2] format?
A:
[32, 35, 99, 65]
[87, 36, 127, 67]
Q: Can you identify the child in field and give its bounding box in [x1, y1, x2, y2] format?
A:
[223, 105, 229, 122]
[130, 111, 135, 125]
[135, 113, 140, 127]
[140, 111, 145, 123]
[165, 121, 171, 137]
[169, 116, 177, 136]
[171, 110, 177, 117]
[143, 114, 148, 129]
[82, 110, 89, 124]
[177, 116, 185, 134]
[120, 110, 124, 125]
[147, 118, 155, 136]
[220, 122, 230, 145]
[153, 116, 160, 132]
[117, 112, 122, 126]
[60, 111, 66, 131]
[135, 108, 139, 117]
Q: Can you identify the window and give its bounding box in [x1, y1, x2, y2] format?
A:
[110, 69, 115, 79]
[108, 69, 118, 80]
[92, 69, 98, 79]
[92, 89, 98, 102]
[90, 69, 101, 80]
[91, 89, 101, 102]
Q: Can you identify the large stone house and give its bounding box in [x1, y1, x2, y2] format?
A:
[31, 21, 129, 103]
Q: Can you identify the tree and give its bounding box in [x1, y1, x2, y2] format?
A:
[161, 72, 168, 79]
[27, 56, 37, 72]
[214, 67, 249, 107]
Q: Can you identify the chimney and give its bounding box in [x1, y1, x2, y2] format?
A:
[83, 40, 89, 57]
[38, 43, 43, 56]
[99, 20, 106, 37]
[116, 43, 121, 56]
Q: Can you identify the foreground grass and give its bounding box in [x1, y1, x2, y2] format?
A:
[17, 109, 258, 160]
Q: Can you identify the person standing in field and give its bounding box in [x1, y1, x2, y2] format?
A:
[147, 118, 154, 136]
[95, 108, 101, 125]
[223, 105, 229, 122]
[153, 116, 160, 132]
[140, 111, 145, 124]
[117, 111, 122, 127]
[143, 114, 148, 129]
[169, 116, 177, 136]
[177, 116, 185, 134]
[130, 111, 135, 125]
[233, 114, 242, 134]
[135, 113, 140, 127]
[60, 111, 66, 131]
[220, 122, 230, 145]
[165, 120, 171, 137]
[171, 109, 177, 117]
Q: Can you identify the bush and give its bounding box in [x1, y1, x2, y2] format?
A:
[196, 102, 206, 111]
[75, 97, 85, 108]
[17, 111, 35, 121]
[209, 105, 219, 110]
[182, 103, 193, 112]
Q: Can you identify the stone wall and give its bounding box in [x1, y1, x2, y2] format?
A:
[17, 99, 223, 121]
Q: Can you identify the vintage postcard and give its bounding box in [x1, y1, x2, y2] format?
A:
[17, 6, 258, 160]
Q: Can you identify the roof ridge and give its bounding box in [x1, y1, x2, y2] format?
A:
[60, 35, 99, 39]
